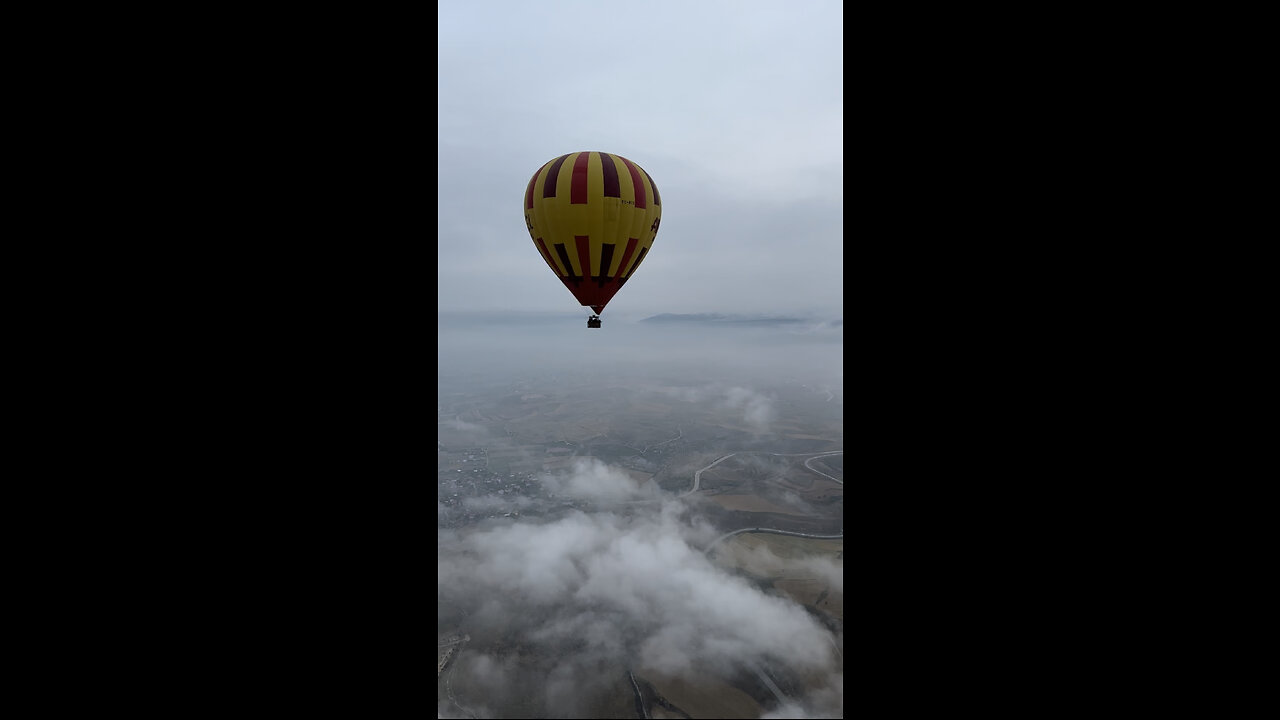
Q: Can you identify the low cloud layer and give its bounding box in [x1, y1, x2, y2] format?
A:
[439, 314, 843, 717]
[723, 386, 775, 434]
[439, 460, 842, 717]
[651, 382, 778, 435]
[719, 540, 844, 595]
[442, 417, 486, 433]
[541, 458, 663, 505]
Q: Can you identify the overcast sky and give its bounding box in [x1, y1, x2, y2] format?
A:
[438, 1, 844, 320]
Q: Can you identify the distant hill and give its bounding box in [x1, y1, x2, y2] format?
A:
[639, 313, 810, 327]
[437, 311, 842, 331]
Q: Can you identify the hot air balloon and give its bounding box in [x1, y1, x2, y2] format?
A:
[523, 152, 662, 328]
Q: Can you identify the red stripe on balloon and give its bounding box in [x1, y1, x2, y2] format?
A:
[627, 247, 648, 277]
[620, 157, 646, 209]
[570, 153, 590, 204]
[644, 170, 660, 206]
[598, 152, 621, 198]
[542, 154, 569, 198]
[614, 237, 638, 279]
[535, 237, 558, 275]
[525, 171, 537, 209]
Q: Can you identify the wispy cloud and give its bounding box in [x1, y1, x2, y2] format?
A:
[438, 482, 841, 716]
[722, 386, 775, 434]
[540, 458, 662, 504]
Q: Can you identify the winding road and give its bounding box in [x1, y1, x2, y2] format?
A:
[682, 450, 843, 496]
[627, 670, 649, 719]
[703, 527, 845, 554]
[680, 449, 845, 551]
[680, 453, 736, 497]
[804, 454, 843, 484]
[681, 448, 843, 716]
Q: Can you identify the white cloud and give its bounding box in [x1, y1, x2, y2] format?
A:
[438, 492, 841, 715]
[539, 458, 661, 504]
[723, 386, 775, 434]
[443, 418, 486, 433]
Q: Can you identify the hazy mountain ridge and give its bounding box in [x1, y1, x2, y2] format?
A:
[640, 313, 842, 329]
[439, 311, 842, 330]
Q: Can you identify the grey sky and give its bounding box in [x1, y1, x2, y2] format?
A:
[438, 1, 844, 319]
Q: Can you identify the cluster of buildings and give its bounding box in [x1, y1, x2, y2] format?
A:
[437, 634, 469, 678]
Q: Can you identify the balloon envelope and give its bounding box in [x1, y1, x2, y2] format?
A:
[523, 152, 662, 315]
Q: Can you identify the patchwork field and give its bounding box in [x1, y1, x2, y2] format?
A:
[713, 534, 844, 624]
[635, 672, 762, 719]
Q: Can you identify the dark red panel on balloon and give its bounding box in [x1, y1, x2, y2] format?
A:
[627, 247, 648, 277]
[553, 243, 580, 284]
[644, 170, 660, 206]
[620, 157, 646, 209]
[535, 237, 557, 273]
[594, 243, 616, 287]
[614, 238, 638, 280]
[599, 152, 621, 198]
[570, 153, 590, 204]
[543, 154, 569, 198]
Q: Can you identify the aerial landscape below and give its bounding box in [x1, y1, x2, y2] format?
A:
[439, 315, 843, 718]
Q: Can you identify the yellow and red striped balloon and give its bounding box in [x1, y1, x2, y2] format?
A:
[523, 152, 662, 315]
